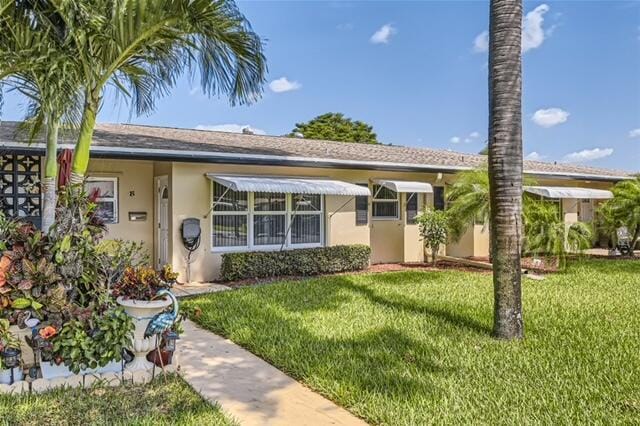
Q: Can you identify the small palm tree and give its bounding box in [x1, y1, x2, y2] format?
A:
[601, 177, 640, 253]
[56, 0, 267, 182]
[524, 200, 592, 270]
[446, 167, 490, 243]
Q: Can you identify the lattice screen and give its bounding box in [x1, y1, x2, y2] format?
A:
[0, 154, 42, 227]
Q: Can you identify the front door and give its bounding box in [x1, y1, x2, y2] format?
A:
[579, 199, 594, 223]
[155, 176, 170, 269]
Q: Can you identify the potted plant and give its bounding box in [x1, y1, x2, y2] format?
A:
[112, 265, 176, 371]
[35, 304, 133, 379]
[0, 319, 24, 384]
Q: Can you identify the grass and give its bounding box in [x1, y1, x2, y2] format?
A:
[183, 259, 640, 425]
[0, 375, 235, 426]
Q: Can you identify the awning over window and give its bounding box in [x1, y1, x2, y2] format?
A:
[206, 174, 371, 196]
[524, 186, 613, 199]
[373, 179, 433, 193]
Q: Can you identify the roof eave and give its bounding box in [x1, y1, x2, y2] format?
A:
[0, 142, 631, 182]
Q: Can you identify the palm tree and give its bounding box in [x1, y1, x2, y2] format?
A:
[601, 176, 640, 253]
[446, 167, 491, 243]
[55, 0, 267, 183]
[524, 199, 592, 269]
[0, 1, 81, 232]
[488, 0, 524, 339]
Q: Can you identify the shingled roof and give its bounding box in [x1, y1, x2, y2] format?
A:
[0, 121, 631, 181]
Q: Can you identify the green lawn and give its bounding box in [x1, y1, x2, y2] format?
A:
[184, 260, 640, 425]
[0, 375, 234, 426]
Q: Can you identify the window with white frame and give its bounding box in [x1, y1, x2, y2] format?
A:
[372, 184, 399, 219]
[211, 182, 324, 251]
[85, 177, 118, 223]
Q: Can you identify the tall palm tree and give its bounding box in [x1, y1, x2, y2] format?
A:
[55, 0, 267, 183]
[0, 1, 81, 232]
[488, 0, 524, 340]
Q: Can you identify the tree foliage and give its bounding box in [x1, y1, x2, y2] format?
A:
[415, 208, 448, 265]
[598, 176, 640, 251]
[523, 200, 592, 269]
[289, 113, 379, 144]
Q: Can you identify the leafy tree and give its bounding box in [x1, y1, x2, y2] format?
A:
[415, 208, 448, 265]
[524, 200, 592, 270]
[599, 176, 640, 252]
[488, 0, 524, 339]
[50, 0, 267, 183]
[289, 113, 379, 144]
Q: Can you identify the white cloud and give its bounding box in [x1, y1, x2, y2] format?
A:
[473, 31, 489, 53]
[370, 24, 396, 44]
[268, 77, 302, 93]
[628, 128, 640, 138]
[195, 124, 266, 135]
[522, 4, 550, 52]
[472, 4, 551, 54]
[450, 136, 461, 144]
[525, 152, 547, 161]
[562, 148, 613, 163]
[532, 108, 570, 128]
[469, 131, 481, 139]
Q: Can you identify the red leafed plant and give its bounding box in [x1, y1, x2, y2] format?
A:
[111, 266, 171, 301]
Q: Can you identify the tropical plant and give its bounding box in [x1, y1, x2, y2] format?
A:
[0, 0, 82, 232]
[96, 240, 149, 291]
[446, 167, 490, 242]
[111, 266, 172, 301]
[487, 0, 524, 339]
[51, 0, 267, 183]
[51, 304, 133, 374]
[524, 200, 592, 269]
[599, 177, 640, 253]
[0, 318, 20, 370]
[288, 112, 379, 144]
[415, 208, 448, 265]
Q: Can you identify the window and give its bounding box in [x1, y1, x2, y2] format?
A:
[406, 193, 419, 224]
[85, 177, 118, 223]
[433, 186, 445, 211]
[355, 183, 369, 226]
[211, 183, 324, 251]
[372, 184, 399, 219]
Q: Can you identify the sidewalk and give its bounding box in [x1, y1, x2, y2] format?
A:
[178, 320, 368, 426]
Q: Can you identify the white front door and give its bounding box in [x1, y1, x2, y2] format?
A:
[579, 199, 594, 222]
[155, 176, 170, 269]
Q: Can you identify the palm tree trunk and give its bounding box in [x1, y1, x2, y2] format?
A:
[70, 94, 99, 185]
[488, 0, 524, 340]
[41, 119, 59, 233]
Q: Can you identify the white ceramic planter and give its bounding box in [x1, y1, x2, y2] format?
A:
[39, 359, 121, 380]
[117, 296, 171, 371]
[0, 367, 24, 384]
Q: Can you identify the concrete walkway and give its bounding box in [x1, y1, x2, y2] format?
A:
[179, 320, 368, 426]
[173, 282, 231, 297]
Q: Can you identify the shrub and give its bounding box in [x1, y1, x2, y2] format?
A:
[415, 208, 448, 265]
[220, 245, 371, 281]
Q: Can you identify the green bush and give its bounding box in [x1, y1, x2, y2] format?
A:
[220, 245, 371, 281]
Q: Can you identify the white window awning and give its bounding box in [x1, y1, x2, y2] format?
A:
[207, 174, 371, 196]
[524, 186, 613, 199]
[373, 179, 433, 193]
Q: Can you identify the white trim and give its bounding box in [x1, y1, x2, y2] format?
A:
[206, 174, 370, 196]
[85, 176, 119, 223]
[2, 141, 629, 181]
[524, 186, 613, 199]
[373, 179, 433, 194]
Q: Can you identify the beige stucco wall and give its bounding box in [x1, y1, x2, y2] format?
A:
[87, 159, 154, 253]
[167, 163, 439, 281]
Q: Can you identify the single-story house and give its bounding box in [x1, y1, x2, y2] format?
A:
[0, 121, 631, 281]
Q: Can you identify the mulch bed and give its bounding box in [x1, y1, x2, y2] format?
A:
[221, 260, 492, 289]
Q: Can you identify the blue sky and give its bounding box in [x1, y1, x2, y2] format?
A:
[3, 0, 640, 171]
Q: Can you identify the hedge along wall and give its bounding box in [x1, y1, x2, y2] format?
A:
[220, 244, 371, 281]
